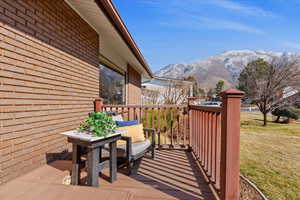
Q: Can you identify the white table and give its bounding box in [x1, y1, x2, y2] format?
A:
[60, 129, 126, 187]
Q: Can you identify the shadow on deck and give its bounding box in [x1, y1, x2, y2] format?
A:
[0, 150, 216, 200]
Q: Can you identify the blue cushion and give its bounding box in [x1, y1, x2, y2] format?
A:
[116, 120, 139, 127]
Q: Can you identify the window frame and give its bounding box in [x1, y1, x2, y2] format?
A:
[99, 63, 126, 105]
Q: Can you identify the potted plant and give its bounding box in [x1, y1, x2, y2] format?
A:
[79, 112, 117, 137]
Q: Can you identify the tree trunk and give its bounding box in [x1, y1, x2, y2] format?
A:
[275, 116, 280, 123]
[263, 113, 267, 126]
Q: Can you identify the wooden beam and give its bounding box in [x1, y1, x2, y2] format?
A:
[220, 89, 244, 200]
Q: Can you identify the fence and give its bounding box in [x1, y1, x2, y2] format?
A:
[99, 104, 189, 148]
[189, 89, 244, 200]
[94, 89, 244, 200]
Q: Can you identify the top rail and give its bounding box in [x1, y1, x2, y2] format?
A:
[103, 104, 187, 109]
[189, 105, 222, 113]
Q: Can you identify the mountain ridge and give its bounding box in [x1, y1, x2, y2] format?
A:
[155, 50, 300, 90]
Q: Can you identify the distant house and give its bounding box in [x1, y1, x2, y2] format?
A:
[279, 87, 299, 106]
[142, 77, 193, 104]
[282, 87, 298, 99]
[284, 91, 300, 107]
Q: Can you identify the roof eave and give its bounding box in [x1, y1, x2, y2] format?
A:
[95, 0, 153, 78]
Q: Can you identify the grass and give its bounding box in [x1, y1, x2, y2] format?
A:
[240, 112, 300, 200]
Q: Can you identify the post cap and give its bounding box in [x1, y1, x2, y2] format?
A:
[220, 89, 245, 98]
[187, 97, 198, 105]
[95, 98, 104, 102]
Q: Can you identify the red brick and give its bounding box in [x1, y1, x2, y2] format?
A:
[0, 13, 15, 26]
[0, 1, 16, 14]
[12, 2, 26, 14]
[127, 66, 142, 104]
[17, 10, 35, 24]
[5, 10, 26, 25]
[15, 23, 35, 35]
[35, 32, 50, 43]
[0, 0, 100, 185]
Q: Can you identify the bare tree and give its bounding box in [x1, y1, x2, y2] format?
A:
[142, 88, 160, 105]
[238, 57, 300, 125]
[163, 80, 190, 105]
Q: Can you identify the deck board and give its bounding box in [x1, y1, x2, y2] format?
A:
[0, 150, 215, 200]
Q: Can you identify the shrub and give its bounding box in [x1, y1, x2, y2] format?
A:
[294, 101, 300, 108]
[79, 112, 117, 137]
[272, 107, 300, 123]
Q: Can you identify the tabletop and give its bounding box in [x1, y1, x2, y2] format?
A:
[60, 129, 127, 142]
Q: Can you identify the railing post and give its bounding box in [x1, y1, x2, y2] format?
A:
[187, 97, 197, 151]
[94, 98, 103, 112]
[187, 97, 197, 105]
[220, 89, 244, 200]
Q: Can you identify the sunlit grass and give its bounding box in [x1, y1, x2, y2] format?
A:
[240, 112, 300, 200]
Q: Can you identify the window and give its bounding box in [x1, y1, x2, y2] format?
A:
[100, 64, 125, 104]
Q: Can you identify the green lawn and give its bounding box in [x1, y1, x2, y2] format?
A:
[240, 112, 300, 200]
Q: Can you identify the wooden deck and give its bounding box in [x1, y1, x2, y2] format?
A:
[0, 150, 216, 200]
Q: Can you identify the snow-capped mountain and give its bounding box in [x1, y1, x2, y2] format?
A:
[155, 50, 300, 90]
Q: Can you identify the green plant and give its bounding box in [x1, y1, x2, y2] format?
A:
[272, 106, 300, 123]
[79, 112, 117, 137]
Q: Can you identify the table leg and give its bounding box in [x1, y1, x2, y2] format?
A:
[99, 146, 102, 163]
[99, 146, 102, 176]
[87, 147, 100, 187]
[71, 144, 81, 185]
[109, 141, 117, 183]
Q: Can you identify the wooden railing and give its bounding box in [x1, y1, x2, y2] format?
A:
[95, 103, 189, 148]
[94, 89, 244, 200]
[189, 104, 222, 192]
[189, 89, 244, 200]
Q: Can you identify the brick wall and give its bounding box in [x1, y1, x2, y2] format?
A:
[0, 0, 99, 184]
[127, 66, 141, 104]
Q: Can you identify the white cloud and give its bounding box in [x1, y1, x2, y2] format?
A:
[159, 16, 264, 35]
[198, 17, 265, 34]
[206, 0, 277, 18]
[141, 0, 278, 18]
[139, 0, 266, 34]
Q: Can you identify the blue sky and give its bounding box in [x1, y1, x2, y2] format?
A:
[113, 0, 300, 72]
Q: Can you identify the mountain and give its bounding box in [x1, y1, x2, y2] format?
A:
[155, 50, 300, 91]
